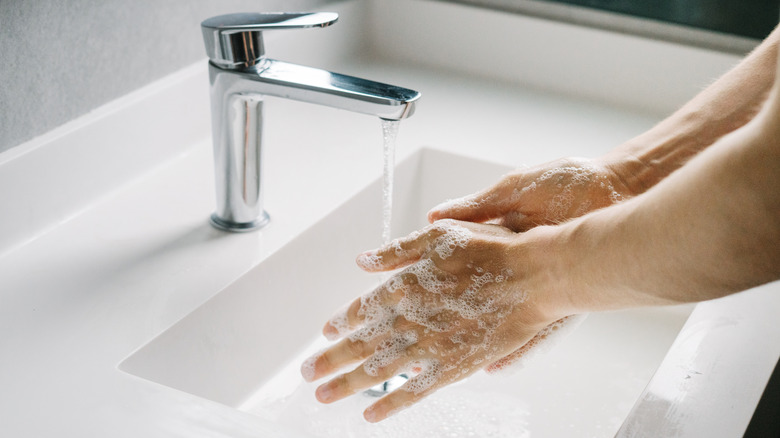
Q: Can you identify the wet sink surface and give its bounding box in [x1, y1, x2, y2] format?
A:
[120, 147, 692, 437]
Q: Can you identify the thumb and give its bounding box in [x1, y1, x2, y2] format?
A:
[427, 188, 507, 224]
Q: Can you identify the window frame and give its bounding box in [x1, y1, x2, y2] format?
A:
[431, 0, 775, 54]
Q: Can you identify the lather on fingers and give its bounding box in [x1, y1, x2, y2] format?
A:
[302, 219, 564, 422]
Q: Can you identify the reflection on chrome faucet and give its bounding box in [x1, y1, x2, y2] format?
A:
[201, 12, 421, 232]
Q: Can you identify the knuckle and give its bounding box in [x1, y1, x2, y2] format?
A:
[347, 338, 366, 356]
[375, 365, 399, 380]
[319, 350, 335, 372]
[392, 315, 410, 330]
[337, 374, 355, 394]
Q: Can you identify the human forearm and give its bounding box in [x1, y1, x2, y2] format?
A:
[430, 26, 780, 234]
[540, 107, 780, 316]
[603, 25, 780, 195]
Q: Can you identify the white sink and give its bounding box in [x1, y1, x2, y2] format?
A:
[120, 147, 692, 437]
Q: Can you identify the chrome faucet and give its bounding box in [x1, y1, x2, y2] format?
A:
[201, 12, 421, 232]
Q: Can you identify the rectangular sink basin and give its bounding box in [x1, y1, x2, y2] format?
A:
[120, 147, 692, 437]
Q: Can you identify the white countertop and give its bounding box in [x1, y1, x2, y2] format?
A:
[1, 1, 777, 436]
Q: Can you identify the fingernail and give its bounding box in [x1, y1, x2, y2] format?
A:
[315, 383, 334, 403]
[323, 326, 340, 341]
[363, 406, 380, 423]
[300, 355, 318, 382]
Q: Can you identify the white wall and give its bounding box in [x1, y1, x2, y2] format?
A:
[0, 0, 336, 154]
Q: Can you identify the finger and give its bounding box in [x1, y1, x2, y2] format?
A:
[314, 313, 425, 381]
[427, 187, 508, 224]
[356, 224, 453, 272]
[314, 344, 413, 404]
[322, 277, 413, 340]
[363, 388, 424, 423]
[322, 299, 363, 341]
[362, 371, 440, 422]
[497, 211, 542, 233]
[356, 236, 428, 272]
[301, 336, 375, 382]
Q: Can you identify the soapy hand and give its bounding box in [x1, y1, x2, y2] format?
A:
[427, 157, 629, 378]
[428, 157, 632, 231]
[300, 220, 567, 422]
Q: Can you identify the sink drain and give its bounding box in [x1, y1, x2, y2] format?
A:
[363, 374, 409, 397]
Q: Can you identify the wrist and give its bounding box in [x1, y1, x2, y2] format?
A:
[512, 225, 583, 321]
[516, 208, 649, 317]
[600, 111, 710, 195]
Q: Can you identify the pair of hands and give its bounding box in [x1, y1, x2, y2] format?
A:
[300, 157, 634, 422]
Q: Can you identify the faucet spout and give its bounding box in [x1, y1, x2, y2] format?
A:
[202, 12, 421, 232]
[233, 59, 421, 120]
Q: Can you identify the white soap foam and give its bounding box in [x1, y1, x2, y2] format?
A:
[326, 306, 352, 341]
[356, 253, 384, 271]
[430, 191, 497, 214]
[346, 252, 530, 396]
[402, 358, 443, 394]
[536, 164, 624, 223]
[301, 354, 319, 382]
[405, 258, 457, 295]
[363, 331, 418, 377]
[391, 239, 404, 256]
[431, 221, 473, 260]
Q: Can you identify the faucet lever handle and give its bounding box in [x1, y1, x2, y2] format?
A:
[201, 12, 339, 69]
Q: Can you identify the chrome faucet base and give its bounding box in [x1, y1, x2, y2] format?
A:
[209, 212, 270, 232]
